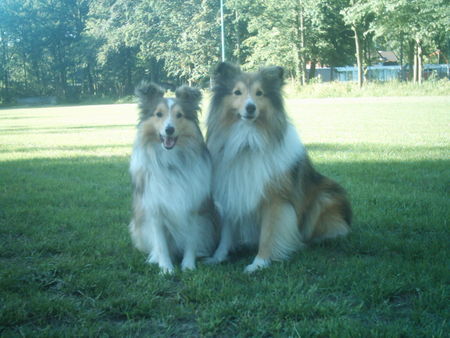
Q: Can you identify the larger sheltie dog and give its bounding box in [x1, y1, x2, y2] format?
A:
[206, 63, 352, 273]
[129, 82, 217, 274]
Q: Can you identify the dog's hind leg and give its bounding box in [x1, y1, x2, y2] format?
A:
[302, 189, 351, 243]
[245, 200, 302, 273]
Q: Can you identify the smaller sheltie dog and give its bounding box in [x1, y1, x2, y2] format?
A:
[206, 62, 352, 273]
[129, 82, 217, 274]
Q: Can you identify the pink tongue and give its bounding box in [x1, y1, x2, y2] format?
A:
[164, 137, 176, 149]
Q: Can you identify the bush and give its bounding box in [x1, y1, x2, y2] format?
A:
[285, 78, 450, 98]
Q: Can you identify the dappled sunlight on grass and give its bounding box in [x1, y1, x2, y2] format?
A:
[1, 97, 449, 336]
[0, 104, 136, 160]
[289, 96, 450, 154]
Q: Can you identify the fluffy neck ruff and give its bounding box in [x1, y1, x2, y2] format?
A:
[210, 123, 305, 219]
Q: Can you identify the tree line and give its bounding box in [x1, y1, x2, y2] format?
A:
[0, 0, 448, 104]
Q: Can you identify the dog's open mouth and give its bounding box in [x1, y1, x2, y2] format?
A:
[238, 113, 255, 121]
[160, 135, 178, 150]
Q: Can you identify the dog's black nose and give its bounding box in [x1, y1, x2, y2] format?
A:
[165, 126, 175, 135]
[246, 103, 256, 115]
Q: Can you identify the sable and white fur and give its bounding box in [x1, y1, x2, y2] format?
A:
[129, 82, 217, 274]
[206, 63, 352, 273]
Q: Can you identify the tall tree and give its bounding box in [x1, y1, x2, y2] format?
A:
[150, 0, 221, 85]
[88, 0, 221, 87]
[369, 0, 449, 84]
[342, 0, 374, 87]
[237, 0, 353, 84]
[239, 0, 310, 84]
[0, 0, 91, 101]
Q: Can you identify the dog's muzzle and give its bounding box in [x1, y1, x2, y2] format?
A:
[240, 102, 257, 120]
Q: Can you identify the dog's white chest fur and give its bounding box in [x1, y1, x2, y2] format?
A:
[210, 122, 305, 220]
[130, 143, 211, 218]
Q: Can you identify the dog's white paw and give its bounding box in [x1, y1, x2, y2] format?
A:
[147, 251, 158, 264]
[204, 255, 227, 265]
[181, 257, 196, 271]
[158, 261, 175, 275]
[244, 257, 271, 274]
[159, 266, 175, 275]
[204, 247, 229, 264]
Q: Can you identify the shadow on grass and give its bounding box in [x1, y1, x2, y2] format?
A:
[1, 153, 448, 336]
[0, 154, 448, 262]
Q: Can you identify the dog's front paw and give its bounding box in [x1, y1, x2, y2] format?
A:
[147, 251, 158, 265]
[158, 263, 175, 275]
[244, 257, 271, 274]
[204, 247, 229, 265]
[204, 255, 227, 265]
[159, 266, 175, 275]
[181, 258, 196, 271]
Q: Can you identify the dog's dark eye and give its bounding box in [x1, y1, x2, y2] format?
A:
[156, 112, 163, 118]
[256, 90, 263, 97]
[176, 113, 183, 119]
[234, 89, 242, 96]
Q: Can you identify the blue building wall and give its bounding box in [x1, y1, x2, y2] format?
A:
[311, 64, 450, 82]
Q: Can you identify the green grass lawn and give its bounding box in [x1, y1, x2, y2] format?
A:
[1, 96, 449, 336]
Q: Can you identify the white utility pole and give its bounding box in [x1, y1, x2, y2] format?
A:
[220, 0, 225, 61]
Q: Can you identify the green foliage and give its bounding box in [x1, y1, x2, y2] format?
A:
[88, 0, 221, 86]
[150, 0, 221, 84]
[1, 97, 449, 335]
[0, 0, 448, 104]
[0, 0, 90, 100]
[369, 0, 449, 42]
[238, 0, 354, 81]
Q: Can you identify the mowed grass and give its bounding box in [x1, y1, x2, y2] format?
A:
[1, 96, 449, 336]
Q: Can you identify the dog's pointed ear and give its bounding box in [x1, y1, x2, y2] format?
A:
[135, 81, 164, 103]
[260, 66, 284, 85]
[135, 82, 165, 120]
[175, 85, 202, 107]
[213, 62, 241, 82]
[175, 86, 202, 123]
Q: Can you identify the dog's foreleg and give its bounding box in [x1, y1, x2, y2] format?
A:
[149, 220, 174, 274]
[205, 219, 232, 264]
[245, 201, 298, 273]
[181, 225, 197, 271]
[181, 247, 196, 271]
[147, 249, 158, 264]
[244, 208, 273, 273]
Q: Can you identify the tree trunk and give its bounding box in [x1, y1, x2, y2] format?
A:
[309, 59, 316, 81]
[352, 25, 363, 88]
[407, 39, 415, 81]
[413, 42, 418, 83]
[23, 58, 28, 93]
[86, 63, 94, 96]
[417, 39, 423, 84]
[299, 3, 306, 85]
[399, 33, 404, 81]
[295, 1, 306, 85]
[235, 8, 242, 64]
[31, 60, 42, 94]
[55, 42, 68, 98]
[0, 30, 10, 103]
[125, 48, 133, 95]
